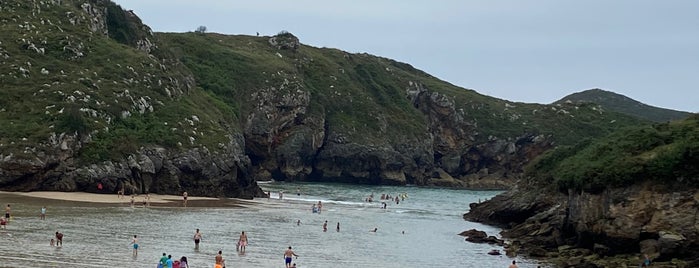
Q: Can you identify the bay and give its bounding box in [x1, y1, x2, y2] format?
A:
[0, 182, 549, 267]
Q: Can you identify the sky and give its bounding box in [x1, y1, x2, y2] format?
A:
[114, 0, 698, 113]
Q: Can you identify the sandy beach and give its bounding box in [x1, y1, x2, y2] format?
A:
[0, 191, 246, 207]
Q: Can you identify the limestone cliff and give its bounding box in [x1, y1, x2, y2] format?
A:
[464, 117, 699, 266]
[0, 0, 648, 197]
[465, 182, 699, 267]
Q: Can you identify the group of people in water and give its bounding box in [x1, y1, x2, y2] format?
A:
[365, 192, 407, 204]
[3, 203, 63, 247]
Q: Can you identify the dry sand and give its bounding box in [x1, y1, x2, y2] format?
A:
[0, 191, 247, 207]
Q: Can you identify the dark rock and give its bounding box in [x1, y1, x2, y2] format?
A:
[464, 182, 699, 265]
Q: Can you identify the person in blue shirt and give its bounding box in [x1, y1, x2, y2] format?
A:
[165, 255, 174, 268]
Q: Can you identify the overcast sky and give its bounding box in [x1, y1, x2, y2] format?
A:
[114, 0, 698, 112]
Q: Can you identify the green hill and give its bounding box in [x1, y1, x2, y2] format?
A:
[555, 88, 693, 122]
[527, 114, 699, 191]
[0, 0, 650, 196]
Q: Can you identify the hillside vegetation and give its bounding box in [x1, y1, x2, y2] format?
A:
[158, 32, 647, 147]
[556, 88, 693, 122]
[0, 0, 654, 194]
[0, 0, 235, 163]
[527, 115, 699, 191]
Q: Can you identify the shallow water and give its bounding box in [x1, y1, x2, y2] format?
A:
[0, 183, 550, 268]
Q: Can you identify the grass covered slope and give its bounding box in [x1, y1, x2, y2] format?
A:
[556, 88, 693, 122]
[0, 0, 236, 163]
[527, 115, 699, 191]
[159, 31, 648, 147]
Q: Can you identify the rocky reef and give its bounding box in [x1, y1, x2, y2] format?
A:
[464, 180, 699, 267]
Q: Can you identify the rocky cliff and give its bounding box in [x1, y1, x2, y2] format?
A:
[0, 0, 648, 197]
[464, 117, 699, 267]
[466, 182, 699, 267]
[0, 0, 261, 197]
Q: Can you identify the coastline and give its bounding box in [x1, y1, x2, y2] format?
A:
[0, 191, 246, 208]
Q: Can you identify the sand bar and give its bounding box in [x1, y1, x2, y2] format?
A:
[0, 191, 247, 207]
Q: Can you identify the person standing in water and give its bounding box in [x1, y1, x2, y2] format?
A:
[284, 246, 299, 268]
[237, 231, 248, 252]
[323, 220, 328, 232]
[182, 191, 188, 207]
[130, 235, 139, 257]
[317, 201, 323, 214]
[55, 231, 63, 246]
[193, 229, 202, 250]
[40, 206, 46, 220]
[5, 204, 11, 220]
[215, 250, 224, 268]
[508, 260, 518, 268]
[336, 222, 340, 232]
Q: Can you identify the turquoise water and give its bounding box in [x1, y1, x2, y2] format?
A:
[0, 183, 550, 267]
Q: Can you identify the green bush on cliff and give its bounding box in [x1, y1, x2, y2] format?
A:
[527, 115, 699, 191]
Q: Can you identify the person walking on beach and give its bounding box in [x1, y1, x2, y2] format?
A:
[284, 246, 299, 268]
[193, 229, 202, 250]
[237, 231, 248, 252]
[55, 231, 63, 246]
[40, 206, 46, 220]
[508, 260, 518, 268]
[130, 235, 139, 257]
[182, 191, 188, 207]
[215, 250, 224, 268]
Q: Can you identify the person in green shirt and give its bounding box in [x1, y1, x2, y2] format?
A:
[159, 253, 168, 267]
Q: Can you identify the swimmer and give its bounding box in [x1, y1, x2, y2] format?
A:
[237, 231, 248, 252]
[508, 260, 518, 268]
[55, 231, 63, 246]
[215, 251, 224, 268]
[371, 228, 378, 232]
[284, 246, 299, 268]
[40, 206, 46, 220]
[130, 235, 139, 257]
[193, 229, 202, 250]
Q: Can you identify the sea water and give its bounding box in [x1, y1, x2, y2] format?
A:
[0, 182, 551, 268]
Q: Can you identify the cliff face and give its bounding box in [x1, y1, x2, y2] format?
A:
[242, 75, 554, 188]
[465, 182, 699, 266]
[0, 0, 261, 197]
[0, 0, 647, 197]
[465, 117, 699, 266]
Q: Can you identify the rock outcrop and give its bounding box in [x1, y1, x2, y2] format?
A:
[464, 181, 699, 266]
[243, 79, 553, 188]
[0, 133, 263, 198]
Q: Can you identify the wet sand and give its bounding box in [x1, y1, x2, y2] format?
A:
[0, 191, 251, 208]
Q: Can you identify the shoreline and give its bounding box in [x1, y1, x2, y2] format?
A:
[0, 191, 248, 208]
